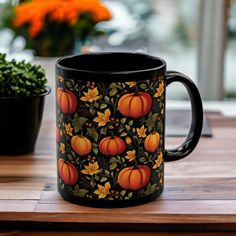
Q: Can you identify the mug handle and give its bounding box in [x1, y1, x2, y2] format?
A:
[164, 71, 203, 162]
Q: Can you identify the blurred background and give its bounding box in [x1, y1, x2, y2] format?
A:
[0, 0, 235, 102]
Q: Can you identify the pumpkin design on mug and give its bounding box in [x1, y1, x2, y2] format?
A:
[118, 91, 152, 118]
[117, 165, 151, 190]
[99, 135, 126, 156]
[71, 135, 92, 156]
[144, 132, 160, 153]
[58, 158, 79, 185]
[56, 76, 165, 202]
[56, 88, 78, 114]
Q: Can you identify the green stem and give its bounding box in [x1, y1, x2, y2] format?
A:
[134, 86, 139, 95]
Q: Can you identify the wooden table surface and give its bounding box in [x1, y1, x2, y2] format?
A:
[0, 112, 236, 235]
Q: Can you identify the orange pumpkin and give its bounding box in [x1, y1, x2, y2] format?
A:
[58, 158, 79, 185]
[56, 88, 78, 114]
[56, 127, 61, 142]
[118, 92, 152, 118]
[99, 136, 126, 156]
[118, 165, 151, 190]
[144, 132, 160, 152]
[71, 135, 92, 155]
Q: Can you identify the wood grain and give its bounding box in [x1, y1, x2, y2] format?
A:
[0, 114, 236, 232]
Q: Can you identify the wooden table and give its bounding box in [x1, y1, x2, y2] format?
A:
[0, 112, 236, 236]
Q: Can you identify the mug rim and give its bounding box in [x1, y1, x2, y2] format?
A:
[56, 52, 166, 81]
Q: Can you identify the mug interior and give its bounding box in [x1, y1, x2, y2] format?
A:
[57, 52, 165, 74]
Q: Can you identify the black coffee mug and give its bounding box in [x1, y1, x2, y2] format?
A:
[56, 52, 203, 207]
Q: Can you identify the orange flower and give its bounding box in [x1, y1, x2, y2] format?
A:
[94, 182, 111, 199]
[153, 152, 163, 169]
[12, 0, 112, 38]
[80, 87, 100, 102]
[137, 125, 147, 138]
[60, 143, 65, 153]
[93, 109, 111, 127]
[81, 161, 100, 175]
[125, 150, 136, 162]
[154, 81, 164, 97]
[125, 81, 137, 88]
[125, 136, 132, 145]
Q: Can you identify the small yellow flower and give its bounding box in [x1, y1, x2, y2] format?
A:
[94, 182, 111, 199]
[57, 76, 64, 82]
[65, 123, 73, 136]
[125, 136, 132, 145]
[81, 161, 100, 175]
[154, 81, 164, 97]
[125, 81, 137, 88]
[137, 125, 147, 138]
[80, 87, 100, 102]
[93, 109, 111, 127]
[125, 150, 136, 162]
[60, 143, 65, 153]
[153, 152, 163, 169]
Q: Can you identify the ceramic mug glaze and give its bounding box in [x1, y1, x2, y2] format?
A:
[55, 52, 203, 207]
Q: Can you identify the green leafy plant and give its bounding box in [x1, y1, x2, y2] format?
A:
[0, 53, 47, 97]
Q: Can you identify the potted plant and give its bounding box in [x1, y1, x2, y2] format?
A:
[0, 53, 50, 154]
[1, 0, 112, 57]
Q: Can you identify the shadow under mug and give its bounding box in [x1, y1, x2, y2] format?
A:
[55, 52, 203, 207]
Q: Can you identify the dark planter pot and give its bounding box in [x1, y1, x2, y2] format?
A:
[0, 87, 51, 155]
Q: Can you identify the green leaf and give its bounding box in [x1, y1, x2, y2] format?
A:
[104, 96, 110, 102]
[78, 117, 88, 126]
[128, 120, 133, 126]
[109, 162, 117, 170]
[108, 125, 114, 129]
[67, 154, 74, 161]
[109, 88, 117, 96]
[92, 142, 98, 147]
[150, 183, 158, 193]
[121, 118, 127, 124]
[100, 127, 107, 135]
[94, 102, 99, 108]
[66, 81, 72, 88]
[125, 125, 130, 130]
[152, 113, 158, 121]
[128, 192, 133, 198]
[100, 177, 107, 182]
[132, 128, 136, 133]
[139, 83, 147, 89]
[144, 152, 149, 157]
[144, 183, 157, 196]
[146, 112, 154, 132]
[87, 127, 98, 142]
[100, 103, 107, 109]
[157, 121, 163, 133]
[105, 170, 110, 177]
[120, 132, 127, 137]
[90, 180, 96, 188]
[89, 108, 95, 116]
[109, 82, 121, 89]
[74, 188, 88, 198]
[119, 127, 124, 132]
[73, 113, 81, 133]
[93, 147, 98, 155]
[120, 190, 126, 197]
[139, 157, 146, 163]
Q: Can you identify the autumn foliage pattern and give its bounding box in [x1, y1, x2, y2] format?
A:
[56, 76, 165, 201]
